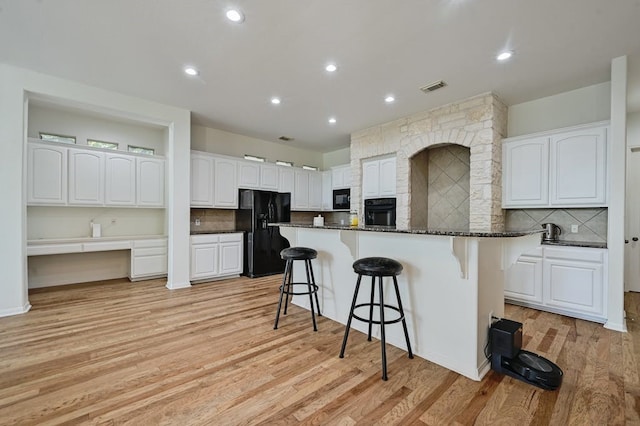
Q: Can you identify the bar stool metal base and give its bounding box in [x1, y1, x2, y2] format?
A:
[274, 248, 322, 331]
[339, 257, 413, 381]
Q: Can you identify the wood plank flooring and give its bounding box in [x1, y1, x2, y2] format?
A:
[1, 275, 639, 425]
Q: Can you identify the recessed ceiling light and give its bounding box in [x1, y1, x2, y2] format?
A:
[325, 63, 337, 72]
[328, 117, 337, 124]
[385, 95, 395, 103]
[184, 66, 199, 76]
[497, 50, 513, 61]
[226, 9, 244, 23]
[271, 97, 281, 105]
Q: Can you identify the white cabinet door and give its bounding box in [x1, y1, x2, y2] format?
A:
[260, 164, 279, 190]
[331, 165, 352, 189]
[278, 167, 294, 194]
[503, 137, 549, 207]
[237, 161, 260, 189]
[68, 148, 105, 205]
[219, 234, 243, 275]
[105, 153, 136, 206]
[322, 170, 332, 210]
[549, 126, 607, 206]
[27, 143, 68, 205]
[214, 157, 238, 208]
[136, 157, 165, 207]
[191, 243, 219, 279]
[293, 170, 310, 210]
[505, 255, 543, 304]
[379, 158, 397, 196]
[308, 171, 322, 210]
[362, 160, 380, 199]
[130, 239, 168, 280]
[543, 258, 604, 317]
[191, 154, 214, 207]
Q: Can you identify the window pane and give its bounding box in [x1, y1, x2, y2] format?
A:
[87, 140, 119, 150]
[39, 133, 76, 144]
[128, 145, 155, 155]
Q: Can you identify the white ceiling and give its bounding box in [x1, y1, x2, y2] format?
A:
[1, 0, 640, 152]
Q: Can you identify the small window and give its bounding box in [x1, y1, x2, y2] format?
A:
[128, 145, 155, 155]
[39, 132, 76, 144]
[87, 139, 119, 150]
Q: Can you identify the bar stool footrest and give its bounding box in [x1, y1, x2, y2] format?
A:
[352, 303, 405, 325]
[279, 282, 319, 296]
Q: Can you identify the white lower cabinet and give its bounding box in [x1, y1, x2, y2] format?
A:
[190, 233, 243, 281]
[129, 238, 168, 281]
[505, 245, 607, 322]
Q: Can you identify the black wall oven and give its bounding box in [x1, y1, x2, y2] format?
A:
[364, 198, 396, 227]
[333, 188, 350, 210]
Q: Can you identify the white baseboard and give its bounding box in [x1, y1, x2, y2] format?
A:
[0, 302, 32, 318]
[166, 280, 192, 290]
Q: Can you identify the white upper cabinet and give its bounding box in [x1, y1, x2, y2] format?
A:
[27, 142, 68, 205]
[362, 156, 396, 199]
[502, 122, 608, 208]
[278, 167, 294, 194]
[308, 171, 322, 210]
[213, 157, 238, 208]
[105, 153, 136, 206]
[322, 170, 332, 211]
[293, 169, 310, 210]
[190, 153, 214, 207]
[331, 164, 351, 189]
[502, 137, 549, 207]
[237, 161, 260, 189]
[68, 148, 105, 205]
[136, 157, 165, 207]
[549, 126, 607, 206]
[260, 164, 279, 191]
[238, 161, 279, 191]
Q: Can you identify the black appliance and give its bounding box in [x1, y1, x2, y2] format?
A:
[236, 189, 291, 278]
[364, 198, 396, 227]
[333, 188, 350, 210]
[490, 318, 563, 390]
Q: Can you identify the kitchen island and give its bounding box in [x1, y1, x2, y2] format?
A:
[274, 223, 541, 381]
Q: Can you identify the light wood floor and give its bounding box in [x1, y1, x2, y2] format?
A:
[1, 275, 639, 425]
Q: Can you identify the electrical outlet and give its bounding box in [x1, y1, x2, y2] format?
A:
[489, 310, 494, 326]
[195, 218, 201, 226]
[571, 224, 579, 233]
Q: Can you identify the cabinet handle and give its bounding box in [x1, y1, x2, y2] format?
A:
[626, 240, 629, 244]
[634, 237, 639, 242]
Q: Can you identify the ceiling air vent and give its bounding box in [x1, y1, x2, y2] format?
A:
[278, 136, 294, 142]
[420, 80, 447, 93]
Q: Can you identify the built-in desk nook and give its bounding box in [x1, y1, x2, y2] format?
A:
[273, 223, 541, 381]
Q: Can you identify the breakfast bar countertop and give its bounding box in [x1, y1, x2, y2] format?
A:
[271, 222, 543, 238]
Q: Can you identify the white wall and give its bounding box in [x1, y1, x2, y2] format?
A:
[29, 104, 166, 154]
[323, 147, 350, 168]
[0, 63, 192, 317]
[629, 112, 640, 147]
[508, 81, 611, 136]
[191, 124, 324, 169]
[28, 251, 130, 288]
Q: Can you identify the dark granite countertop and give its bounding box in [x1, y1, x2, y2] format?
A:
[190, 230, 244, 235]
[271, 222, 543, 238]
[542, 240, 607, 249]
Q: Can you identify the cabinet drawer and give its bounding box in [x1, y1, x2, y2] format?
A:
[133, 239, 167, 249]
[83, 240, 131, 252]
[134, 247, 167, 257]
[191, 234, 220, 244]
[544, 247, 604, 262]
[27, 243, 83, 256]
[132, 255, 167, 277]
[219, 233, 242, 243]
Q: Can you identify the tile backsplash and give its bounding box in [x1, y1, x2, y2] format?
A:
[427, 144, 470, 230]
[505, 208, 607, 243]
[191, 209, 235, 232]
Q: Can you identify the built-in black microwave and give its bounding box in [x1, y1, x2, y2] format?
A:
[333, 188, 350, 210]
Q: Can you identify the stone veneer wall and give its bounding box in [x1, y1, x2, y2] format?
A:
[350, 92, 507, 232]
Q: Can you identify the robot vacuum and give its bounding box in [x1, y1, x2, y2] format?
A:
[490, 318, 563, 390]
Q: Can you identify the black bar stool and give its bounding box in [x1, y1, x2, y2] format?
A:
[339, 256, 413, 380]
[274, 247, 322, 331]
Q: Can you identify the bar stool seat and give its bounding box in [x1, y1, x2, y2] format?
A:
[339, 256, 413, 380]
[274, 247, 322, 331]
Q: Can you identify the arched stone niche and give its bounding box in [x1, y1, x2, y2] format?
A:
[350, 92, 507, 232]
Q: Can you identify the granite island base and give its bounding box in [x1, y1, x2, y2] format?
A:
[276, 224, 541, 381]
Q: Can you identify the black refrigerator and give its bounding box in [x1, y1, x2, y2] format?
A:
[236, 189, 291, 278]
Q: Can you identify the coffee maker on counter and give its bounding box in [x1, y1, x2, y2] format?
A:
[541, 223, 561, 242]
